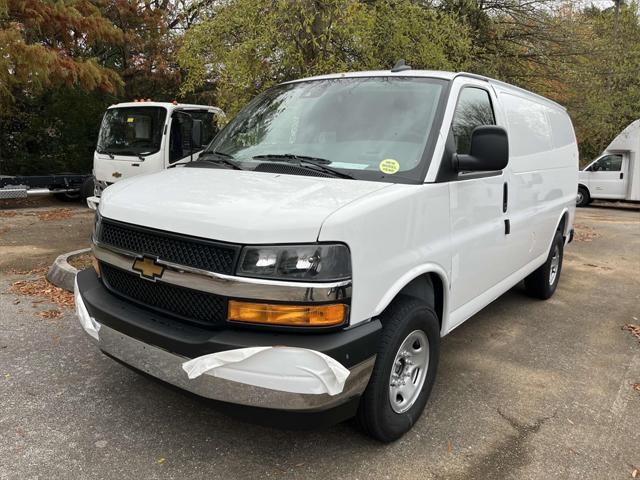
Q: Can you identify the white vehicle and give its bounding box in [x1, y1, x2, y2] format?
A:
[87, 101, 224, 209]
[75, 66, 578, 442]
[577, 119, 640, 206]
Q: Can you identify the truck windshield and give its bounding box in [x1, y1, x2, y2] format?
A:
[97, 107, 167, 156]
[207, 77, 447, 183]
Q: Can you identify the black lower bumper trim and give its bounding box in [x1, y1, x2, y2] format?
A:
[77, 269, 381, 368]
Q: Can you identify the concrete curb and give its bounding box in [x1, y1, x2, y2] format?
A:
[47, 248, 91, 292]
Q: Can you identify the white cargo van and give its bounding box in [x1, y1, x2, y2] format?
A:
[75, 68, 578, 442]
[87, 101, 224, 209]
[577, 119, 640, 206]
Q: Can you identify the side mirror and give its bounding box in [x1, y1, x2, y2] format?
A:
[191, 119, 203, 149]
[453, 126, 509, 172]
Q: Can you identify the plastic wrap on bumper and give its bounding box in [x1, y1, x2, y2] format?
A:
[74, 277, 100, 341]
[182, 347, 351, 396]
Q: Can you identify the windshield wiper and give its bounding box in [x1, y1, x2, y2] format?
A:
[191, 151, 244, 170]
[252, 154, 354, 179]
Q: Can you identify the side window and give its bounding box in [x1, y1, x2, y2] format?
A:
[590, 154, 623, 172]
[451, 87, 495, 154]
[169, 111, 220, 164]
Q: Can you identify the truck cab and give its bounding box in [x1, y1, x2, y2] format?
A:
[577, 119, 640, 206]
[88, 101, 224, 209]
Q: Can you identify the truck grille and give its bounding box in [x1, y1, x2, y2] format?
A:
[100, 263, 227, 327]
[97, 218, 240, 274]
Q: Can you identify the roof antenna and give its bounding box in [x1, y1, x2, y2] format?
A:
[391, 59, 412, 72]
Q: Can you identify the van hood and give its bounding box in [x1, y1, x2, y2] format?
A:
[99, 167, 391, 244]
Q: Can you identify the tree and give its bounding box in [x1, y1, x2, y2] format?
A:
[0, 0, 123, 103]
[178, 0, 472, 115]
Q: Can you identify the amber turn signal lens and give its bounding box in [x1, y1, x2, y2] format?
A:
[92, 256, 101, 277]
[228, 301, 346, 327]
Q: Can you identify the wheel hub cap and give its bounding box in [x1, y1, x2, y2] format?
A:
[549, 245, 560, 285]
[388, 330, 429, 414]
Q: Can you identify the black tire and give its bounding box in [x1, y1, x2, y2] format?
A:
[54, 191, 81, 202]
[576, 186, 590, 207]
[524, 230, 564, 299]
[80, 177, 95, 200]
[356, 296, 440, 443]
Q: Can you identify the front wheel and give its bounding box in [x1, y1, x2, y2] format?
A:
[576, 186, 590, 207]
[356, 296, 440, 442]
[524, 230, 564, 299]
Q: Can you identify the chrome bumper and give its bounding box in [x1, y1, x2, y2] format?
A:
[94, 322, 374, 411]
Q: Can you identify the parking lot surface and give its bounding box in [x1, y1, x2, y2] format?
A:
[1, 201, 639, 479]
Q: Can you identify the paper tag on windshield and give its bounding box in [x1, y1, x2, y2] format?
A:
[379, 159, 400, 174]
[127, 117, 134, 123]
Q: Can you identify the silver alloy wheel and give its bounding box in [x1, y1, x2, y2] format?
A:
[549, 244, 560, 285]
[388, 330, 429, 414]
[576, 191, 584, 205]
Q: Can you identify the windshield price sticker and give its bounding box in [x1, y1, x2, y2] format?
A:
[379, 159, 400, 174]
[127, 117, 134, 123]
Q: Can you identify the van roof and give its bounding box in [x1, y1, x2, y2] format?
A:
[285, 70, 566, 111]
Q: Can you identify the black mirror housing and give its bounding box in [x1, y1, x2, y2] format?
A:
[453, 126, 509, 172]
[191, 119, 203, 148]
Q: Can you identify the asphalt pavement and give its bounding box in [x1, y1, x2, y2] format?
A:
[0, 200, 638, 479]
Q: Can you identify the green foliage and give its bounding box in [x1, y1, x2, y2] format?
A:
[1, 0, 639, 174]
[178, 0, 472, 116]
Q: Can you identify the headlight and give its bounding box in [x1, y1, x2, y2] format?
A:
[236, 244, 351, 282]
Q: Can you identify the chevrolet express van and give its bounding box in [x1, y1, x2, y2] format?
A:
[75, 67, 578, 442]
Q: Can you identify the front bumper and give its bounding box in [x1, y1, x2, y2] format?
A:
[75, 269, 380, 412]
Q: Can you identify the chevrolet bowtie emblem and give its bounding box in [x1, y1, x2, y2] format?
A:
[132, 256, 165, 280]
[112, 171, 122, 178]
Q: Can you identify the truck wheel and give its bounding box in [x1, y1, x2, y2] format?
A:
[524, 230, 564, 299]
[356, 296, 439, 443]
[54, 191, 81, 202]
[576, 186, 590, 207]
[80, 177, 95, 200]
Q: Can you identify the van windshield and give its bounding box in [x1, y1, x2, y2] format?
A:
[97, 107, 167, 156]
[207, 77, 447, 183]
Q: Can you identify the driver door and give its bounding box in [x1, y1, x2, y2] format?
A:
[585, 154, 627, 198]
[167, 110, 220, 167]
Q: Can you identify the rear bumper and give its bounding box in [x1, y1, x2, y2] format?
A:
[75, 269, 380, 412]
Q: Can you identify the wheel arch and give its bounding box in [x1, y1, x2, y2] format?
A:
[373, 264, 449, 336]
[578, 183, 590, 195]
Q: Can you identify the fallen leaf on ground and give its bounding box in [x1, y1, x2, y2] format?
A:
[573, 223, 600, 242]
[632, 383, 640, 393]
[622, 324, 640, 343]
[8, 266, 49, 276]
[0, 210, 17, 217]
[37, 309, 63, 319]
[632, 468, 638, 478]
[9, 276, 74, 309]
[35, 208, 74, 221]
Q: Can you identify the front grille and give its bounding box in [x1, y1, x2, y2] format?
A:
[100, 263, 227, 327]
[98, 218, 240, 274]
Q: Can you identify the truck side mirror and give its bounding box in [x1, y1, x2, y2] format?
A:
[453, 126, 509, 172]
[191, 119, 203, 149]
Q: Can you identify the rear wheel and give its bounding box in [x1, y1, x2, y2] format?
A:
[576, 186, 590, 207]
[524, 230, 564, 299]
[356, 296, 439, 443]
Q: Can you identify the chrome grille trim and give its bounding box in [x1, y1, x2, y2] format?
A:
[93, 242, 352, 303]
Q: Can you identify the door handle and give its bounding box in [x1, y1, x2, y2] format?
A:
[620, 172, 624, 179]
[503, 182, 508, 213]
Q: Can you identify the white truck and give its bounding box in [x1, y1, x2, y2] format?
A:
[87, 101, 224, 209]
[577, 119, 640, 206]
[75, 66, 578, 442]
